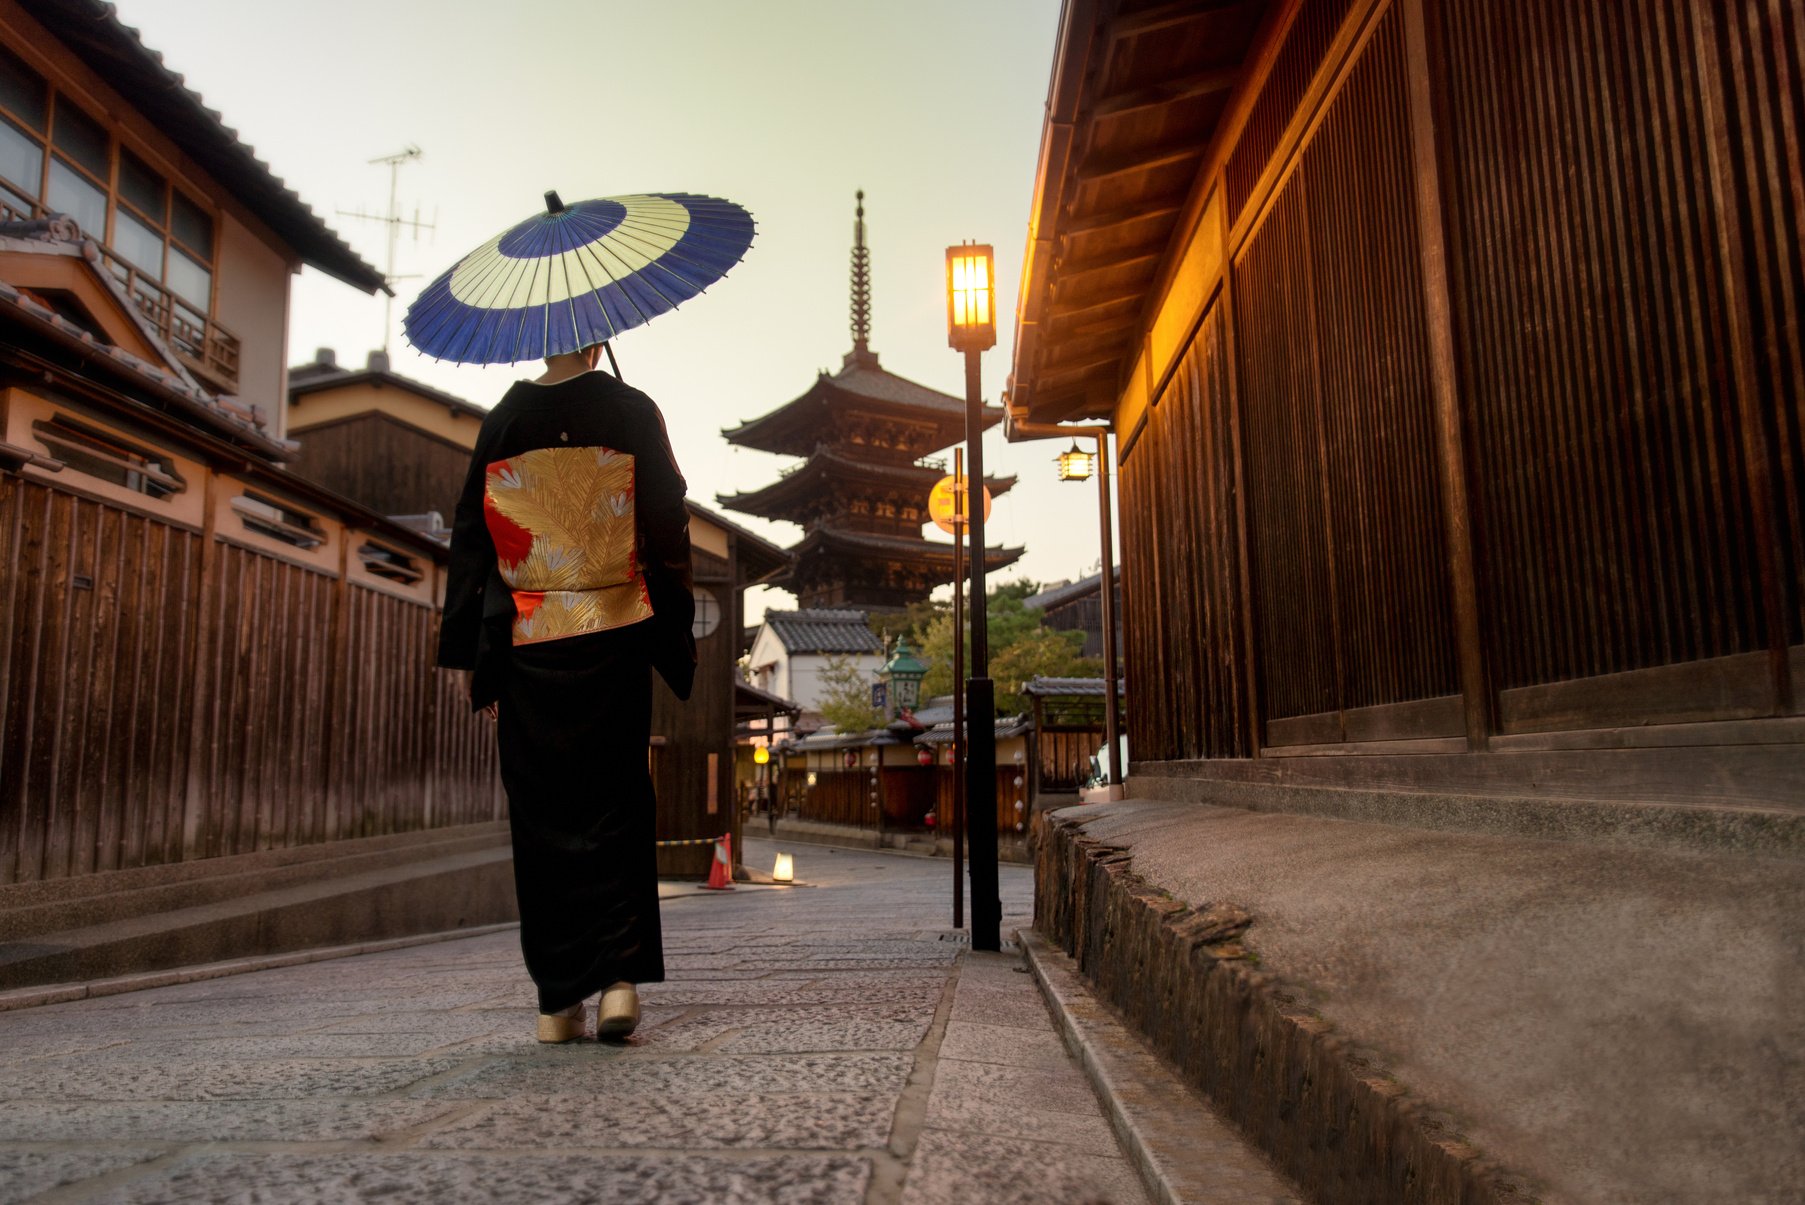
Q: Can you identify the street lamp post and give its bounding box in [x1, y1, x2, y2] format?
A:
[1054, 434, 1122, 795]
[946, 241, 1000, 951]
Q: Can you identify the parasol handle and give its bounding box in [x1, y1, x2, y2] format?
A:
[602, 341, 623, 381]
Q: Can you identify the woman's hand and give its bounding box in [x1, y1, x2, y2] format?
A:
[483, 701, 499, 721]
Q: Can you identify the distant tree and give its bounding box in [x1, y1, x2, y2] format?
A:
[913, 581, 1101, 714]
[990, 626, 1099, 714]
[816, 653, 882, 733]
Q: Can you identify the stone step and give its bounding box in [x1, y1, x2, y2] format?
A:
[0, 824, 508, 941]
[0, 842, 516, 991]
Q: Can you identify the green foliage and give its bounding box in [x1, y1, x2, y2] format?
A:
[816, 653, 882, 733]
[912, 580, 1102, 715]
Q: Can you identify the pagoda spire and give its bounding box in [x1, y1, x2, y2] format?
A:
[849, 190, 873, 361]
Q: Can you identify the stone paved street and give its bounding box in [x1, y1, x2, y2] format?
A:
[0, 839, 1154, 1204]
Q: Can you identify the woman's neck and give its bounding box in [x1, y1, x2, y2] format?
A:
[534, 350, 600, 385]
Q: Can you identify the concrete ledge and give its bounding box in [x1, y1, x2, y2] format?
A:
[0, 842, 518, 990]
[1020, 928, 1302, 1205]
[1129, 768, 1805, 858]
[1036, 810, 1532, 1205]
[0, 922, 519, 1013]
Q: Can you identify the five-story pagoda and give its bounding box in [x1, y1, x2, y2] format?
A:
[721, 193, 1021, 611]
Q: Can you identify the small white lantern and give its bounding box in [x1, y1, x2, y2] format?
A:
[773, 852, 795, 883]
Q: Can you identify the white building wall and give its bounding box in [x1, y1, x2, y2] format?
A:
[743, 623, 884, 717]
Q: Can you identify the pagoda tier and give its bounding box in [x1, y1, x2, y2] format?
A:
[721, 346, 1003, 460]
[722, 191, 1025, 613]
[717, 444, 1015, 527]
[779, 526, 1026, 611]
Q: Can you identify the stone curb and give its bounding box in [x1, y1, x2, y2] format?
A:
[1020, 927, 1303, 1205]
[0, 921, 519, 1013]
[1035, 813, 1535, 1205]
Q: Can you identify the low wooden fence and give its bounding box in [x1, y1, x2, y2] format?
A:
[0, 473, 501, 884]
[1036, 728, 1105, 794]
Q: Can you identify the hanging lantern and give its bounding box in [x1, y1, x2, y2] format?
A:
[1056, 440, 1096, 482]
[917, 746, 934, 766]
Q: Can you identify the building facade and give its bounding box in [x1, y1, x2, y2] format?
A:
[744, 607, 885, 726]
[0, 0, 508, 911]
[1008, 0, 1804, 810]
[287, 347, 488, 527]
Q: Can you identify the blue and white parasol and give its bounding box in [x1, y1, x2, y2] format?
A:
[402, 191, 754, 365]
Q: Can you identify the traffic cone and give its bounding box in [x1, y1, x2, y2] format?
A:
[702, 832, 734, 890]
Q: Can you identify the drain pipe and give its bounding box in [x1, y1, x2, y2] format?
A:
[1006, 414, 1124, 800]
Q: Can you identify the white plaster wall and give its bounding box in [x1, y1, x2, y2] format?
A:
[213, 212, 293, 436]
[787, 651, 884, 715]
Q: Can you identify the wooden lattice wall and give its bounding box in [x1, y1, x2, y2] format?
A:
[0, 475, 503, 884]
[1118, 0, 1805, 764]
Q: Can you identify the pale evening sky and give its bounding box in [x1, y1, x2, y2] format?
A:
[112, 0, 1107, 622]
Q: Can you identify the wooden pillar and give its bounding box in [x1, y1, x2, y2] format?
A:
[1401, 0, 1493, 749]
[178, 470, 220, 858]
[1687, 0, 1794, 716]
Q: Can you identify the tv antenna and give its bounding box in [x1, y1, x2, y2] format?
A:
[337, 146, 436, 356]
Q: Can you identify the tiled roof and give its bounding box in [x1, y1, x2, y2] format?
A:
[915, 716, 1033, 744]
[17, 1, 384, 292]
[288, 363, 491, 421]
[0, 234, 288, 457]
[1021, 676, 1111, 697]
[831, 355, 966, 415]
[762, 608, 883, 655]
[1024, 567, 1120, 612]
[720, 349, 1005, 454]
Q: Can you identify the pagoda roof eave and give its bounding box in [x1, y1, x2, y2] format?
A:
[722, 371, 1006, 456]
[791, 527, 1025, 567]
[767, 528, 1024, 595]
[717, 448, 1015, 521]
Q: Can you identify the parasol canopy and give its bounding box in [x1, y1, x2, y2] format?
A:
[403, 191, 754, 365]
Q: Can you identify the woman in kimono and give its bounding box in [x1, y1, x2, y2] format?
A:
[436, 340, 695, 1043]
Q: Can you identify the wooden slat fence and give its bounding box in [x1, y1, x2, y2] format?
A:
[1116, 0, 1804, 763]
[0, 474, 502, 884]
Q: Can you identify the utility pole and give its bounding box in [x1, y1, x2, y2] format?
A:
[337, 146, 434, 355]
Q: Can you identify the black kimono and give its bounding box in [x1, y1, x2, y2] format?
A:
[436, 370, 695, 1014]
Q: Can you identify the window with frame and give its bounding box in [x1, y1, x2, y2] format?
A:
[30, 415, 185, 499]
[232, 490, 324, 549]
[0, 45, 215, 321]
[357, 540, 423, 585]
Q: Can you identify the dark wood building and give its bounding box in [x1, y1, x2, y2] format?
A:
[0, 0, 507, 900]
[282, 365, 791, 877]
[1024, 569, 1121, 663]
[286, 348, 486, 527]
[1007, 0, 1804, 811]
[721, 193, 1022, 611]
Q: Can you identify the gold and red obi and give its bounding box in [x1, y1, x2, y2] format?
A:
[482, 445, 653, 646]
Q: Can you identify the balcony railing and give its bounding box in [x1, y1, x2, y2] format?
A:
[1, 198, 241, 393]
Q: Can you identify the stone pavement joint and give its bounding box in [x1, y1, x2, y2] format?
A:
[865, 951, 961, 1205]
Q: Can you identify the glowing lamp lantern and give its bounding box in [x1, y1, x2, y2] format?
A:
[946, 243, 997, 352]
[883, 636, 930, 717]
[772, 852, 794, 883]
[1057, 441, 1096, 482]
[753, 746, 770, 766]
